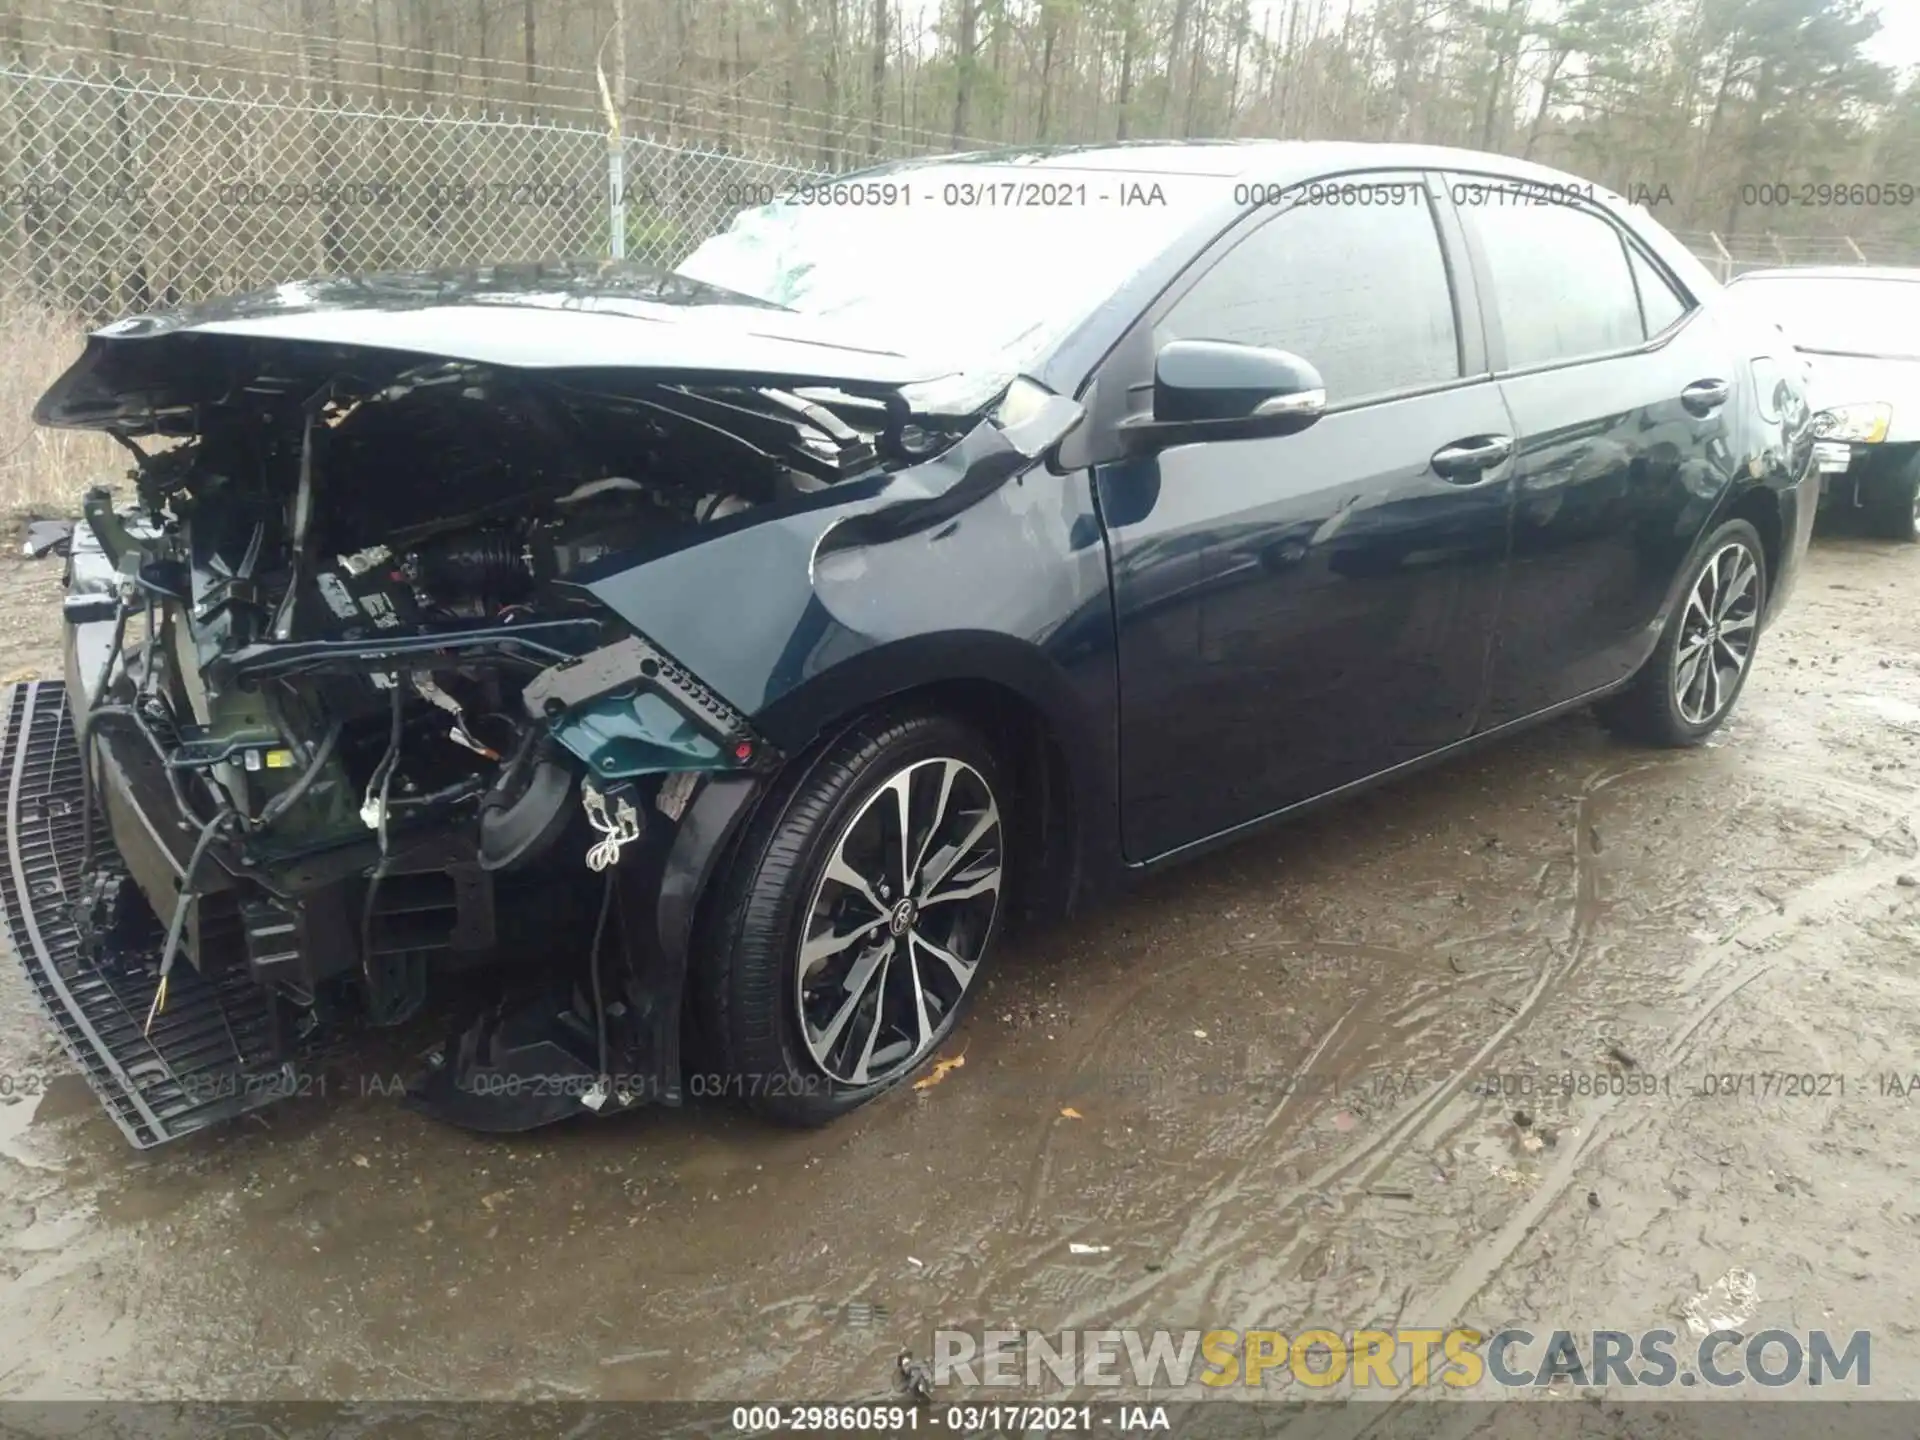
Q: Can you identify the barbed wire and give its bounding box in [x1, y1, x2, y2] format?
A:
[17, 49, 942, 170]
[1667, 226, 1916, 279]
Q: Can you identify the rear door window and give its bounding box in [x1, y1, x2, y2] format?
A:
[1459, 185, 1645, 369]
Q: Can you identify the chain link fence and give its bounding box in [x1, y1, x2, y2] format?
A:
[2, 57, 1917, 327]
[0, 58, 837, 323]
[1667, 228, 1918, 281]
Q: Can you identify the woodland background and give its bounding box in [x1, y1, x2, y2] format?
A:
[1, 0, 1915, 248]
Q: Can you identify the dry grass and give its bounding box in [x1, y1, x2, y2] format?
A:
[0, 302, 127, 519]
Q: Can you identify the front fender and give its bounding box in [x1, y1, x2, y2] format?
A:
[547, 416, 1121, 922]
[576, 415, 1118, 810]
[580, 419, 1039, 715]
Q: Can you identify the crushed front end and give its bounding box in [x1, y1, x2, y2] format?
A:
[0, 308, 925, 1146]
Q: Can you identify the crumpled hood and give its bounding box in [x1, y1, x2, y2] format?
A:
[35, 264, 965, 432]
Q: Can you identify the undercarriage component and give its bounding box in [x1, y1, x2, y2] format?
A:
[0, 680, 297, 1147]
[403, 816, 689, 1131]
[362, 949, 427, 1027]
[402, 980, 661, 1132]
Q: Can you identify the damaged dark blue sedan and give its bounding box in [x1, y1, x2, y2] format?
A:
[4, 142, 1817, 1147]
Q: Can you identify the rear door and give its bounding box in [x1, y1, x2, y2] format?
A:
[1091, 172, 1519, 861]
[1445, 175, 1741, 725]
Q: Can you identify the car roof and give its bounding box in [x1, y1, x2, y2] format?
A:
[853, 139, 1626, 195]
[1728, 265, 1920, 284]
[838, 139, 1722, 396]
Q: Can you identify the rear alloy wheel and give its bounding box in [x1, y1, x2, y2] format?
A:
[695, 711, 1005, 1125]
[1860, 450, 1920, 543]
[1597, 518, 1767, 747]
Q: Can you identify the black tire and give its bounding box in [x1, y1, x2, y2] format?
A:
[1860, 450, 1920, 543]
[692, 708, 1007, 1125]
[1596, 518, 1768, 748]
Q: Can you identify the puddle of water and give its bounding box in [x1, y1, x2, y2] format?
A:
[1838, 692, 1920, 727]
[0, 1092, 67, 1173]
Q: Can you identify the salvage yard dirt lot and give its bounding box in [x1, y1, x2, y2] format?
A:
[0, 525, 1917, 1403]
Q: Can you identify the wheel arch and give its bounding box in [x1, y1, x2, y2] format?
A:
[751, 631, 1114, 933]
[1722, 482, 1785, 619]
[658, 631, 1116, 995]
[1644, 480, 1783, 649]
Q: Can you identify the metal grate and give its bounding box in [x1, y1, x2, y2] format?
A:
[0, 678, 293, 1147]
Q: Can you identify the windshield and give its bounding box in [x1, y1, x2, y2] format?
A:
[1727, 274, 1920, 359]
[672, 158, 1233, 388]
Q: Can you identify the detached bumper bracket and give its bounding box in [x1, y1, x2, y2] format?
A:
[524, 632, 743, 734]
[523, 631, 775, 770]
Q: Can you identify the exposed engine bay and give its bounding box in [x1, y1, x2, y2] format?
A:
[89, 357, 870, 863]
[41, 350, 906, 1139]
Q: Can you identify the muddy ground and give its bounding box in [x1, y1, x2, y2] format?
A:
[0, 525, 1917, 1406]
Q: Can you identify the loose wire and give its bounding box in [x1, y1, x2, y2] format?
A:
[142, 809, 232, 1035]
[588, 866, 616, 1087]
[359, 683, 405, 1009]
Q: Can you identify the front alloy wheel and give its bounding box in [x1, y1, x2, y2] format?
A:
[694, 710, 1007, 1125]
[796, 756, 1001, 1084]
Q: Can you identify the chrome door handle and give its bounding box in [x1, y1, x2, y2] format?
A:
[1681, 379, 1730, 416]
[1430, 434, 1514, 481]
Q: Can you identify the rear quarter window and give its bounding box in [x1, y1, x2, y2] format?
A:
[1627, 246, 1690, 336]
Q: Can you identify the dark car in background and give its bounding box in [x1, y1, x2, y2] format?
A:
[3, 142, 1817, 1149]
[1724, 265, 1920, 540]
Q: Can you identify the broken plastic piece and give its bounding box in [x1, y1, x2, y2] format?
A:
[21, 518, 74, 558]
[898, 1350, 935, 1401]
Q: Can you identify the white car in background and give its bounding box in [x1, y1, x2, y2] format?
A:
[1724, 265, 1920, 541]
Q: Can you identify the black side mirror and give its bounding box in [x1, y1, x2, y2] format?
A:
[1120, 339, 1327, 454]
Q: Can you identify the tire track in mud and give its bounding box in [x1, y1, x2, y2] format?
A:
[1013, 945, 1214, 1233]
[1313, 793, 1920, 1438]
[980, 751, 1901, 1345]
[1149, 768, 1631, 1324]
[983, 758, 1674, 1334]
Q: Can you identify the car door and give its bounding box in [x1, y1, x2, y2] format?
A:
[1445, 175, 1743, 726]
[1088, 172, 1519, 862]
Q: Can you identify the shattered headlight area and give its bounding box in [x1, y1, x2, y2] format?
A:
[0, 348, 858, 1147]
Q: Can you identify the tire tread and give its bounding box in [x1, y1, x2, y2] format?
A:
[692, 708, 1000, 1125]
